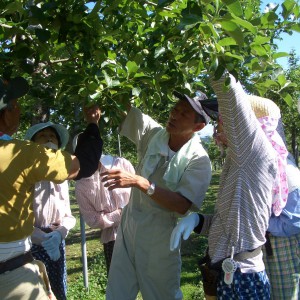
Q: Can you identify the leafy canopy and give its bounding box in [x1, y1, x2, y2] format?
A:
[0, 0, 299, 133]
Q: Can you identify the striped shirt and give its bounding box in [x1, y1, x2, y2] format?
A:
[202, 74, 277, 272]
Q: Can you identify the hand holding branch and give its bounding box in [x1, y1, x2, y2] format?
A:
[84, 104, 101, 124]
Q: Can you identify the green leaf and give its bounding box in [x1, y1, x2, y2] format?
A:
[219, 20, 244, 47]
[134, 72, 152, 79]
[126, 61, 139, 76]
[35, 28, 51, 42]
[3, 2, 25, 15]
[273, 52, 289, 59]
[244, 6, 253, 20]
[282, 92, 293, 106]
[132, 87, 141, 96]
[291, 23, 300, 33]
[178, 15, 202, 29]
[223, 52, 243, 61]
[158, 0, 174, 8]
[231, 15, 257, 34]
[214, 65, 226, 80]
[251, 45, 267, 56]
[103, 71, 112, 87]
[282, 0, 296, 20]
[199, 24, 219, 39]
[90, 91, 102, 100]
[277, 74, 286, 87]
[154, 47, 166, 58]
[108, 51, 117, 60]
[253, 35, 271, 45]
[261, 11, 278, 26]
[221, 0, 243, 17]
[218, 37, 237, 46]
[152, 92, 161, 104]
[102, 36, 118, 44]
[101, 59, 117, 68]
[262, 79, 278, 88]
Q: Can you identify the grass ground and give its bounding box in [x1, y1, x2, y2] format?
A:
[66, 171, 220, 299]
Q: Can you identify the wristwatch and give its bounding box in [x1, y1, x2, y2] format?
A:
[146, 182, 156, 196]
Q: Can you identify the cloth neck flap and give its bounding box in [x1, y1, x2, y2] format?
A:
[140, 128, 200, 191]
[258, 116, 288, 216]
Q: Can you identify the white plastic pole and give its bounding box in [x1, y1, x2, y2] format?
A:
[80, 213, 89, 291]
[117, 133, 122, 157]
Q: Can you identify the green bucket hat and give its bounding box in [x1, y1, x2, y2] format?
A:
[24, 121, 69, 149]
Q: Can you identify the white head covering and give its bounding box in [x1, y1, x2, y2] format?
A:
[72, 133, 115, 169]
[100, 154, 114, 169]
[249, 95, 288, 216]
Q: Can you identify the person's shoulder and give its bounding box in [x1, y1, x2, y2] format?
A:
[194, 140, 210, 157]
[1, 140, 47, 166]
[2, 138, 37, 150]
[9, 139, 67, 158]
[116, 156, 132, 164]
[115, 156, 135, 170]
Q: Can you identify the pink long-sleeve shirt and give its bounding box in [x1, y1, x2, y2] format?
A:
[75, 157, 135, 243]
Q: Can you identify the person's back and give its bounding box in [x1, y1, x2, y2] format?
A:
[0, 139, 72, 244]
[25, 122, 76, 300]
[0, 76, 102, 300]
[207, 85, 279, 264]
[170, 73, 287, 299]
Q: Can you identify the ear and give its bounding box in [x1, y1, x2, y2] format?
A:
[193, 122, 205, 132]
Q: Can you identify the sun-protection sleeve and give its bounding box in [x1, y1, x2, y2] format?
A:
[74, 123, 103, 180]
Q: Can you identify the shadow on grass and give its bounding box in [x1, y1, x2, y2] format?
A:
[66, 229, 101, 245]
[68, 266, 83, 276]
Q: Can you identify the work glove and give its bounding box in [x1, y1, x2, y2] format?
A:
[170, 213, 200, 251]
[41, 231, 62, 261]
[31, 227, 47, 245]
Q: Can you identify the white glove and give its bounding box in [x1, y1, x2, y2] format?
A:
[170, 213, 200, 251]
[41, 231, 62, 261]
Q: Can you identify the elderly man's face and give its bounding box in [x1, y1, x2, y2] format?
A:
[166, 100, 204, 136]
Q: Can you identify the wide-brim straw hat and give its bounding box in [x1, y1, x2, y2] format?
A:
[248, 95, 281, 119]
[24, 121, 69, 149]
